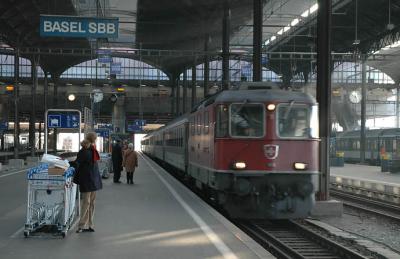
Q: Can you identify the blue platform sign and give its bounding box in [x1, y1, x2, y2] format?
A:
[134, 119, 146, 127]
[48, 113, 79, 129]
[0, 121, 8, 130]
[241, 65, 252, 78]
[97, 123, 113, 131]
[127, 124, 142, 132]
[40, 15, 119, 38]
[110, 62, 122, 74]
[95, 129, 110, 138]
[98, 55, 112, 63]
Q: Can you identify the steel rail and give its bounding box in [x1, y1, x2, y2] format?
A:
[330, 188, 400, 222]
[237, 220, 368, 259]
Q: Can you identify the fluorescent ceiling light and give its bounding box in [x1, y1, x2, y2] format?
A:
[283, 26, 291, 32]
[277, 29, 284, 35]
[271, 36, 276, 41]
[310, 3, 318, 14]
[301, 10, 309, 17]
[291, 18, 300, 26]
[264, 40, 270, 45]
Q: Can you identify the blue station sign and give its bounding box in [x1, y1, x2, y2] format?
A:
[127, 124, 142, 133]
[95, 129, 110, 138]
[40, 15, 119, 38]
[0, 121, 8, 130]
[48, 113, 80, 129]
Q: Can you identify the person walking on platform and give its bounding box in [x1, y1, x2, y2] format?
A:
[123, 143, 138, 184]
[112, 139, 123, 183]
[75, 132, 102, 233]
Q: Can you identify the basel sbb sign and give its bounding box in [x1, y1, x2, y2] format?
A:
[40, 15, 119, 38]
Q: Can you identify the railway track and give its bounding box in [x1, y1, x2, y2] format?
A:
[237, 219, 369, 259]
[330, 188, 400, 222]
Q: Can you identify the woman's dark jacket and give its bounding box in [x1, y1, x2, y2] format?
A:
[74, 146, 103, 193]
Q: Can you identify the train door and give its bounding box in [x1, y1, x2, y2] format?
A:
[395, 136, 400, 159]
[184, 122, 189, 173]
[162, 132, 166, 161]
[203, 110, 211, 168]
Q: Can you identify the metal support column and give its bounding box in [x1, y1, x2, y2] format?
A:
[183, 69, 187, 114]
[316, 0, 332, 201]
[253, 0, 262, 82]
[360, 57, 367, 163]
[52, 76, 58, 152]
[397, 85, 400, 128]
[204, 35, 210, 98]
[192, 60, 197, 108]
[176, 76, 180, 116]
[13, 48, 20, 159]
[170, 75, 175, 115]
[43, 71, 48, 152]
[30, 55, 38, 156]
[222, 0, 231, 90]
[38, 120, 42, 151]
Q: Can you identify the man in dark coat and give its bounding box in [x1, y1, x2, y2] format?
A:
[75, 133, 102, 233]
[112, 139, 123, 183]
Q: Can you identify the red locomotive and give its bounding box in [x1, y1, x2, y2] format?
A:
[142, 83, 319, 219]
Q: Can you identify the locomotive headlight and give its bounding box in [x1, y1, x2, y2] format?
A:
[267, 104, 276, 111]
[294, 162, 308, 170]
[232, 161, 247, 170]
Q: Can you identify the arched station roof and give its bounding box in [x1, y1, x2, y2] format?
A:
[1, 0, 400, 80]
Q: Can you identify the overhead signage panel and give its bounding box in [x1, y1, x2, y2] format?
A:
[40, 15, 119, 38]
[0, 121, 8, 130]
[110, 62, 122, 74]
[48, 113, 80, 129]
[95, 129, 110, 138]
[127, 124, 142, 132]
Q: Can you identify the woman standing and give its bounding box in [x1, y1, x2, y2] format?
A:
[122, 143, 138, 184]
[75, 132, 102, 233]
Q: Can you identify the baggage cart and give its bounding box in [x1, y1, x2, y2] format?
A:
[99, 153, 112, 179]
[24, 164, 79, 238]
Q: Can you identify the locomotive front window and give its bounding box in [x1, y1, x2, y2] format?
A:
[277, 103, 316, 139]
[230, 104, 264, 137]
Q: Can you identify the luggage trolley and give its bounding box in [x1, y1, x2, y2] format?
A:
[24, 164, 78, 238]
[99, 152, 112, 179]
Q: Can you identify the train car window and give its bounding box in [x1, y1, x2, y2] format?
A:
[178, 128, 182, 147]
[230, 103, 264, 137]
[204, 111, 209, 135]
[197, 114, 202, 135]
[277, 104, 312, 139]
[216, 105, 229, 137]
[190, 117, 195, 136]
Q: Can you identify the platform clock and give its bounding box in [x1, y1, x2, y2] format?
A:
[349, 90, 361, 104]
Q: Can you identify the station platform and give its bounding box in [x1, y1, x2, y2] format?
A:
[0, 152, 274, 259]
[331, 163, 400, 184]
[330, 163, 400, 203]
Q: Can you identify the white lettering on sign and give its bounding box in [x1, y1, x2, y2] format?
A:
[43, 21, 52, 32]
[99, 23, 106, 33]
[88, 22, 97, 33]
[61, 21, 69, 32]
[88, 22, 116, 34]
[107, 23, 115, 33]
[43, 19, 116, 35]
[70, 21, 78, 32]
[44, 21, 86, 33]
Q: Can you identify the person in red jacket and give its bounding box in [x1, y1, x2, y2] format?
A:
[75, 132, 102, 233]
